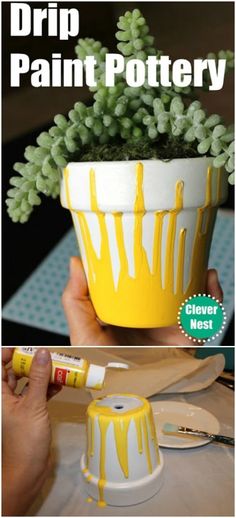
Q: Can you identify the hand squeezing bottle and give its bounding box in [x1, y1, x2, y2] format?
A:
[12, 347, 128, 390]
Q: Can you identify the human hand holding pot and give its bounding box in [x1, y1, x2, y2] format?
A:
[2, 348, 61, 516]
[62, 257, 223, 346]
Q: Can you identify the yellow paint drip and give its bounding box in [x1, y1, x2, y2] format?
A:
[98, 416, 109, 507]
[164, 180, 184, 292]
[97, 500, 107, 508]
[114, 213, 129, 274]
[87, 417, 94, 459]
[86, 497, 93, 503]
[147, 407, 160, 464]
[84, 395, 160, 507]
[135, 417, 143, 453]
[113, 419, 130, 478]
[142, 414, 152, 474]
[82, 467, 93, 483]
[189, 167, 217, 283]
[134, 162, 145, 212]
[64, 163, 222, 327]
[90, 168, 99, 212]
[176, 229, 186, 294]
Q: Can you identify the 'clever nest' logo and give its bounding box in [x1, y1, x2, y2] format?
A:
[178, 294, 226, 343]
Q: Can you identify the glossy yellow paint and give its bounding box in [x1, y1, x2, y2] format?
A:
[85, 395, 160, 507]
[64, 164, 222, 327]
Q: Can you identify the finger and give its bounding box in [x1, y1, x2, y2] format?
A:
[6, 369, 17, 391]
[2, 348, 14, 381]
[20, 382, 62, 401]
[207, 269, 223, 303]
[2, 372, 17, 396]
[62, 257, 103, 345]
[2, 348, 14, 366]
[25, 349, 52, 409]
[2, 349, 16, 395]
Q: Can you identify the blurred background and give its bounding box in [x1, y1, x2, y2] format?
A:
[2, 2, 234, 344]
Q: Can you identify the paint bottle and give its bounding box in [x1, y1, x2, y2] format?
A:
[12, 347, 128, 390]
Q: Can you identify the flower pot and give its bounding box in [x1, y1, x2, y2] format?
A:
[80, 394, 164, 507]
[61, 157, 228, 327]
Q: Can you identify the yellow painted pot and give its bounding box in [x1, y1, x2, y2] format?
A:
[80, 394, 164, 506]
[60, 157, 228, 328]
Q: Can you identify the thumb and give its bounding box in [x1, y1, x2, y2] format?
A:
[25, 349, 52, 409]
[207, 268, 223, 302]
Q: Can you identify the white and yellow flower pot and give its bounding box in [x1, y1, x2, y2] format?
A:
[80, 394, 164, 507]
[61, 157, 228, 327]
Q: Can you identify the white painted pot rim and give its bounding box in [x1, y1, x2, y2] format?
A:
[81, 451, 164, 506]
[66, 156, 211, 165]
[61, 156, 228, 213]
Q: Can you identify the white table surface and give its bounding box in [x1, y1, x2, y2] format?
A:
[27, 382, 234, 517]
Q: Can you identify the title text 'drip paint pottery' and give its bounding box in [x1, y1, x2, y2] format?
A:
[61, 157, 228, 327]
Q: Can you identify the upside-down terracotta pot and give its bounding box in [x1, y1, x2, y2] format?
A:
[80, 394, 164, 507]
[61, 157, 228, 327]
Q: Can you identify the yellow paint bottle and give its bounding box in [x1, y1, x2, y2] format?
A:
[12, 347, 121, 390]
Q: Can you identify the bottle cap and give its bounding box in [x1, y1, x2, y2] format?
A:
[86, 364, 106, 389]
[106, 362, 129, 369]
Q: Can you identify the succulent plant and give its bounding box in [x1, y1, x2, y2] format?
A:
[6, 8, 234, 223]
